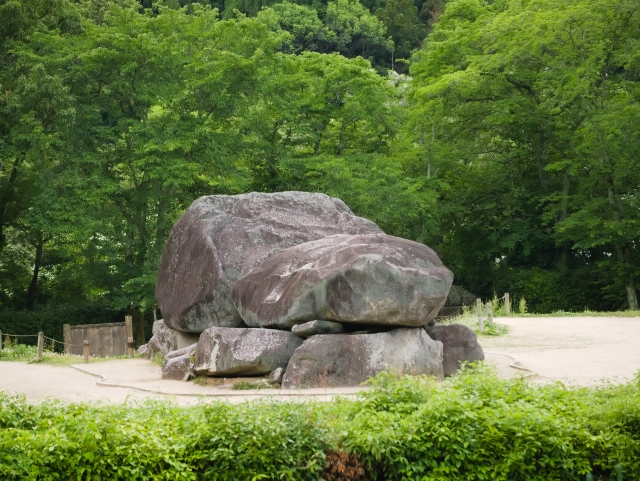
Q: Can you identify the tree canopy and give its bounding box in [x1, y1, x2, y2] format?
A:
[0, 0, 638, 341]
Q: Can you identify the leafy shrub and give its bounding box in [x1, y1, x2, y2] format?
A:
[441, 306, 509, 336]
[0, 342, 37, 361]
[490, 267, 624, 314]
[344, 367, 640, 480]
[0, 397, 329, 480]
[0, 301, 122, 349]
[1, 368, 640, 480]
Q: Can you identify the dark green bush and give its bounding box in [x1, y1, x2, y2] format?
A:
[342, 367, 640, 480]
[0, 302, 122, 347]
[1, 367, 639, 480]
[490, 267, 624, 314]
[0, 397, 329, 480]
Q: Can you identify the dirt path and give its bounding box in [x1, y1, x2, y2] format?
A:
[482, 316, 640, 385]
[0, 359, 365, 405]
[1, 316, 638, 404]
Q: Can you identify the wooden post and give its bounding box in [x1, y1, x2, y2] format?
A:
[63, 324, 71, 355]
[505, 293, 510, 316]
[83, 340, 89, 364]
[486, 302, 494, 325]
[476, 298, 484, 333]
[153, 308, 157, 323]
[36, 331, 44, 362]
[124, 315, 134, 356]
[0, 330, 3, 352]
[127, 336, 134, 358]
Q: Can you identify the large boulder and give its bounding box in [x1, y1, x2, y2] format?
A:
[194, 327, 303, 376]
[144, 320, 200, 360]
[156, 192, 382, 333]
[233, 234, 453, 329]
[282, 328, 444, 389]
[426, 323, 484, 376]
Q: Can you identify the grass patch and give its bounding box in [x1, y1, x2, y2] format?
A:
[441, 304, 509, 336]
[152, 351, 164, 366]
[0, 339, 131, 366]
[513, 309, 640, 318]
[231, 380, 273, 390]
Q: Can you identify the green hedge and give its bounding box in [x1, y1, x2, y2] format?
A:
[488, 267, 625, 314]
[1, 366, 639, 480]
[0, 302, 122, 347]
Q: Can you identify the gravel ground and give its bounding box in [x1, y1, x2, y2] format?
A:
[481, 316, 640, 385]
[0, 359, 365, 405]
[1, 315, 638, 404]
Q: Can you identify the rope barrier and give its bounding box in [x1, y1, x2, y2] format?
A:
[1, 333, 86, 348]
[0, 333, 39, 337]
[43, 336, 87, 349]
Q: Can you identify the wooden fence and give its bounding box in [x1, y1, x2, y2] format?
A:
[63, 316, 135, 358]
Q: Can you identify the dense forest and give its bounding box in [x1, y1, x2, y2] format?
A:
[0, 0, 638, 339]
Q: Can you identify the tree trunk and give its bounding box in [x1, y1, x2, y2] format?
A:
[0, 155, 22, 251]
[26, 233, 44, 310]
[313, 122, 328, 155]
[156, 196, 169, 252]
[626, 278, 639, 311]
[534, 139, 548, 192]
[125, 228, 134, 265]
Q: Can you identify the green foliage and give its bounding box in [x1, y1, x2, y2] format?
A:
[519, 297, 527, 315]
[345, 367, 640, 480]
[0, 301, 122, 348]
[324, 0, 392, 60]
[408, 0, 640, 310]
[440, 306, 509, 336]
[375, 0, 426, 67]
[273, 2, 336, 53]
[2, 0, 639, 322]
[0, 395, 330, 480]
[3, 369, 640, 479]
[152, 352, 164, 366]
[0, 342, 37, 361]
[231, 380, 272, 390]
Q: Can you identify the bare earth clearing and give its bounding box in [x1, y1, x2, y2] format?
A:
[1, 316, 639, 404]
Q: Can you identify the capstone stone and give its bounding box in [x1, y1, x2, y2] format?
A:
[156, 192, 382, 332]
[234, 234, 453, 329]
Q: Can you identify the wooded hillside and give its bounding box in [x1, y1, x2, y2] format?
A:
[0, 0, 638, 334]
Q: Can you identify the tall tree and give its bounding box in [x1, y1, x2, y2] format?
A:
[409, 0, 640, 309]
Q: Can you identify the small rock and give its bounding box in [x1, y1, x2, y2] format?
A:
[268, 367, 285, 384]
[291, 320, 345, 338]
[136, 344, 148, 356]
[443, 285, 477, 307]
[161, 344, 197, 381]
[162, 354, 191, 381]
[426, 323, 484, 376]
[145, 320, 200, 360]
